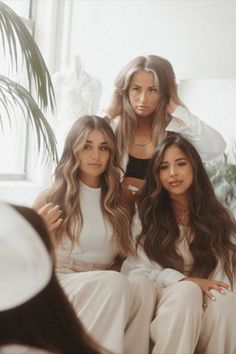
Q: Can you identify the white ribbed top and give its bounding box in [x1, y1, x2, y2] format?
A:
[57, 183, 118, 266]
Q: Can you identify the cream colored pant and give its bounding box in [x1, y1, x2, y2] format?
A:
[58, 270, 156, 354]
[151, 281, 236, 354]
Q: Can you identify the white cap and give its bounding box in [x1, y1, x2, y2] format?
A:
[0, 202, 52, 311]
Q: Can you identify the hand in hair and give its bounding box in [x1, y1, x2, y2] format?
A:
[105, 88, 123, 120]
[167, 97, 178, 114]
[37, 203, 63, 231]
[182, 277, 231, 301]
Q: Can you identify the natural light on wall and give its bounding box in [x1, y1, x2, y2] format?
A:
[178, 79, 236, 154]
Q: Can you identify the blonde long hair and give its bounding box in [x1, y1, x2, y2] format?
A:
[114, 55, 183, 158]
[46, 115, 133, 257]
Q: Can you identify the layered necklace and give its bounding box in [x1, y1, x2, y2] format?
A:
[173, 207, 189, 226]
[134, 136, 152, 147]
[134, 137, 152, 146]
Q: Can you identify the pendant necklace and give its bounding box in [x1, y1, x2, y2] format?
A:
[174, 208, 189, 224]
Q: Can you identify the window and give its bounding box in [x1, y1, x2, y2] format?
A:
[0, 0, 32, 180]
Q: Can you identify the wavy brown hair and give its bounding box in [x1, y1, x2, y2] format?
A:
[137, 134, 236, 286]
[45, 115, 133, 257]
[114, 55, 183, 160]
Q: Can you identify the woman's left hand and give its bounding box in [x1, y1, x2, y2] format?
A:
[104, 88, 123, 119]
[183, 277, 231, 301]
[167, 98, 178, 114]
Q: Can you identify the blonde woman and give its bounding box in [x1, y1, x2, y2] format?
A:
[34, 115, 156, 354]
[104, 55, 226, 209]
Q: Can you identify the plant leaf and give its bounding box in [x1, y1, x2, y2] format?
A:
[0, 1, 55, 112]
[0, 75, 58, 162]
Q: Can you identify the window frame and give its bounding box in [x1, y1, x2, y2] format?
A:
[0, 1, 35, 181]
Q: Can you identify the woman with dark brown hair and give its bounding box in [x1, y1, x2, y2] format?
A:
[122, 134, 236, 354]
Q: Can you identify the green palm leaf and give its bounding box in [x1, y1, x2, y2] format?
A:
[0, 1, 55, 111]
[0, 1, 57, 161]
[0, 75, 57, 161]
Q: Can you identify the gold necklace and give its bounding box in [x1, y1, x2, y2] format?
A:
[134, 136, 152, 147]
[174, 208, 189, 224]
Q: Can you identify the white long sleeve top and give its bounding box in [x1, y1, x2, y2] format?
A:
[121, 213, 234, 290]
[166, 105, 226, 162]
[56, 183, 118, 270]
[111, 105, 226, 170]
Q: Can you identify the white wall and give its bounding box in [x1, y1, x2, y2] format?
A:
[178, 79, 236, 145]
[68, 0, 236, 107]
[32, 0, 236, 142]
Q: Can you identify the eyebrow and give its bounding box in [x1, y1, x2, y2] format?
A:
[131, 84, 156, 88]
[86, 140, 108, 145]
[161, 157, 187, 163]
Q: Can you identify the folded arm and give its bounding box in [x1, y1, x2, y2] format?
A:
[121, 246, 185, 290]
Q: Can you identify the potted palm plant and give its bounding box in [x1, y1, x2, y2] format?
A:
[206, 146, 236, 216]
[0, 1, 57, 162]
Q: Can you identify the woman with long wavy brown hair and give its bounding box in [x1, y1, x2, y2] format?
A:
[33, 115, 156, 354]
[122, 134, 236, 354]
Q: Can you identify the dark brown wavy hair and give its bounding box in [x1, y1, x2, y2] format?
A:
[137, 134, 236, 286]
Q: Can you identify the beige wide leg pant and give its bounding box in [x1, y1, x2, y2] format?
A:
[150, 281, 236, 354]
[58, 270, 156, 354]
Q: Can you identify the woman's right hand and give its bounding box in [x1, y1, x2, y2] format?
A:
[104, 88, 123, 119]
[37, 203, 63, 232]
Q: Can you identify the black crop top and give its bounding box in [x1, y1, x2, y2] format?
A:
[125, 155, 151, 180]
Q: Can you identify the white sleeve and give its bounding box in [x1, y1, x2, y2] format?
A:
[121, 248, 186, 290]
[121, 212, 186, 290]
[166, 105, 226, 162]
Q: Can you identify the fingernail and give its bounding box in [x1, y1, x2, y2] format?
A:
[211, 296, 216, 301]
[227, 286, 232, 291]
[203, 302, 207, 307]
[220, 289, 225, 294]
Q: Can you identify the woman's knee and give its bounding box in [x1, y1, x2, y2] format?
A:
[101, 271, 132, 298]
[175, 280, 202, 299]
[128, 274, 156, 295]
[128, 274, 157, 306]
[159, 280, 203, 310]
[206, 289, 236, 318]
